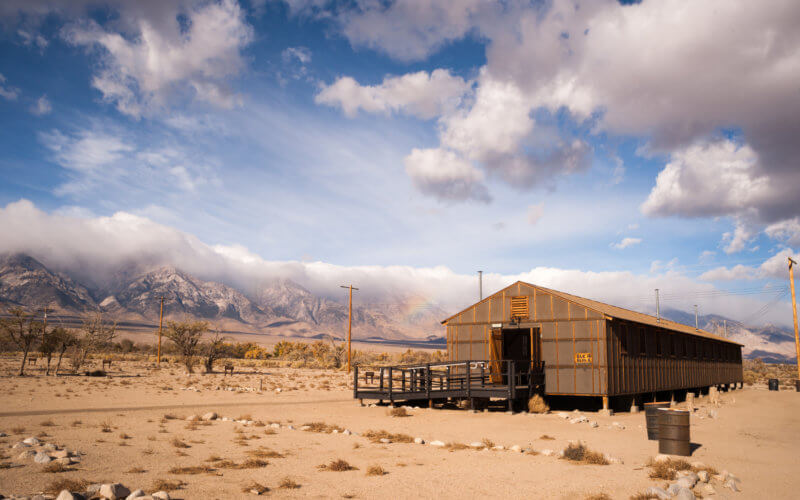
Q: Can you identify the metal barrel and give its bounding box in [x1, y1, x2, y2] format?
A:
[657, 408, 691, 456]
[644, 401, 670, 440]
[768, 378, 779, 391]
[796, 380, 800, 393]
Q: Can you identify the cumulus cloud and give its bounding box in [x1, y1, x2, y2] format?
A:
[29, 94, 52, 115]
[1, 198, 794, 327]
[61, 0, 253, 117]
[282, 46, 311, 64]
[699, 248, 797, 281]
[611, 237, 642, 250]
[403, 148, 489, 203]
[316, 69, 469, 119]
[765, 218, 800, 247]
[0, 73, 20, 100]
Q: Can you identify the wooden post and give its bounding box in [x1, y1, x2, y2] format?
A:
[157, 296, 164, 364]
[507, 361, 514, 412]
[353, 365, 358, 399]
[466, 361, 471, 403]
[388, 367, 393, 405]
[340, 285, 359, 373]
[379, 368, 384, 391]
[426, 364, 432, 404]
[789, 258, 800, 385]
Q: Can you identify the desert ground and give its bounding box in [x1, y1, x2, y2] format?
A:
[0, 356, 797, 500]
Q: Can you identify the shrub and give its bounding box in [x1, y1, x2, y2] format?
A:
[388, 407, 409, 417]
[363, 430, 414, 443]
[279, 477, 300, 489]
[561, 443, 609, 465]
[528, 395, 549, 413]
[366, 465, 387, 476]
[320, 459, 357, 471]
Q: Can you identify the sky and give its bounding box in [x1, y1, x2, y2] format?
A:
[0, 0, 799, 328]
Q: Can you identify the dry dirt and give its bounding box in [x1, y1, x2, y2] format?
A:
[0, 357, 797, 499]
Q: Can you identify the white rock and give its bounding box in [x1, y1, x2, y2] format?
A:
[557, 412, 570, 419]
[332, 429, 339, 434]
[644, 486, 670, 500]
[269, 423, 280, 428]
[275, 388, 282, 393]
[52, 450, 70, 459]
[603, 454, 623, 464]
[379, 438, 391, 444]
[570, 416, 587, 424]
[23, 437, 41, 445]
[287, 425, 295, 430]
[724, 478, 741, 492]
[299, 425, 311, 431]
[654, 454, 671, 463]
[126, 489, 146, 499]
[590, 421, 599, 428]
[414, 437, 425, 444]
[343, 429, 352, 435]
[676, 472, 699, 489]
[510, 445, 522, 452]
[12, 441, 29, 449]
[492, 445, 505, 451]
[99, 483, 131, 500]
[697, 470, 709, 483]
[186, 415, 198, 421]
[540, 449, 554, 456]
[34, 451, 52, 464]
[18, 450, 36, 460]
[151, 492, 170, 500]
[612, 422, 626, 430]
[429, 440, 446, 447]
[55, 457, 72, 465]
[469, 442, 484, 448]
[56, 490, 79, 500]
[700, 484, 716, 496]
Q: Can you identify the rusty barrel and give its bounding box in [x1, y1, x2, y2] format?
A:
[768, 378, 779, 391]
[644, 401, 670, 440]
[657, 408, 691, 456]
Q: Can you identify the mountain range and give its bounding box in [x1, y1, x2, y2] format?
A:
[0, 252, 796, 362]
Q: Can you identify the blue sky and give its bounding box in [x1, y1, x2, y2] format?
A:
[0, 0, 799, 328]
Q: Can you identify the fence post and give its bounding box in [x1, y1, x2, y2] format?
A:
[481, 364, 485, 387]
[402, 369, 406, 392]
[353, 365, 358, 399]
[388, 366, 393, 405]
[507, 361, 514, 412]
[466, 361, 471, 403]
[426, 363, 432, 406]
[379, 368, 384, 391]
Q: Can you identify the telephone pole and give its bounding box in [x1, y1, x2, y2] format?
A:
[478, 271, 483, 300]
[655, 289, 660, 322]
[340, 285, 359, 373]
[789, 257, 800, 384]
[694, 304, 698, 331]
[157, 296, 165, 364]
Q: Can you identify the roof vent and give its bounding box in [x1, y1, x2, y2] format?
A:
[510, 296, 529, 319]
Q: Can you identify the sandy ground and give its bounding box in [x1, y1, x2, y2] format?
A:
[0, 357, 797, 499]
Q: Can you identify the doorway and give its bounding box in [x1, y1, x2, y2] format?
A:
[499, 327, 540, 384]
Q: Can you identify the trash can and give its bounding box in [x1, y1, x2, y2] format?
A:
[644, 401, 670, 440]
[657, 408, 691, 456]
[768, 378, 779, 391]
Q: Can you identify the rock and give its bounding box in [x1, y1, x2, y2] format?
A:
[557, 412, 570, 419]
[676, 471, 699, 489]
[126, 490, 146, 499]
[492, 445, 505, 451]
[697, 471, 709, 483]
[510, 445, 522, 452]
[699, 484, 716, 496]
[540, 449, 554, 456]
[23, 437, 41, 446]
[151, 492, 170, 500]
[299, 426, 311, 431]
[379, 438, 391, 444]
[332, 429, 339, 434]
[12, 441, 30, 449]
[569, 416, 587, 424]
[654, 454, 671, 463]
[34, 451, 52, 464]
[287, 425, 295, 430]
[18, 450, 36, 460]
[249, 489, 261, 495]
[724, 478, 741, 492]
[99, 483, 131, 500]
[55, 457, 72, 466]
[603, 454, 623, 465]
[275, 388, 282, 393]
[86, 484, 103, 495]
[52, 450, 70, 459]
[673, 486, 696, 500]
[708, 410, 718, 419]
[185, 415, 198, 422]
[343, 429, 352, 435]
[690, 461, 706, 469]
[469, 442, 484, 448]
[414, 437, 425, 444]
[202, 412, 217, 421]
[429, 440, 445, 447]
[589, 421, 599, 428]
[269, 423, 280, 428]
[0, 431, 7, 437]
[43, 443, 58, 451]
[611, 422, 625, 430]
[644, 487, 670, 500]
[56, 490, 81, 500]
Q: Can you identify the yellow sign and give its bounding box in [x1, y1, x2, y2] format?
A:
[575, 352, 592, 364]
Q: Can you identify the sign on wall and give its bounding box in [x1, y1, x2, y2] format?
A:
[575, 352, 592, 364]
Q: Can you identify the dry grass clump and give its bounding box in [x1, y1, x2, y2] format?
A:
[303, 421, 344, 433]
[10, 426, 25, 434]
[45, 478, 93, 495]
[363, 430, 414, 443]
[279, 476, 300, 489]
[247, 448, 284, 459]
[238, 458, 269, 469]
[319, 459, 357, 471]
[162, 413, 178, 420]
[528, 395, 549, 413]
[539, 434, 555, 440]
[585, 494, 612, 500]
[170, 437, 190, 448]
[100, 420, 113, 433]
[71, 420, 82, 427]
[43, 462, 71, 473]
[481, 438, 495, 448]
[630, 492, 660, 500]
[388, 407, 409, 417]
[151, 479, 185, 491]
[119, 432, 132, 440]
[646, 457, 691, 480]
[561, 443, 609, 465]
[366, 465, 387, 476]
[40, 419, 56, 427]
[242, 481, 270, 494]
[126, 467, 147, 473]
[445, 442, 470, 451]
[168, 465, 215, 474]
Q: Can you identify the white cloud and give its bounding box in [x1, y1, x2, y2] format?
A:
[403, 148, 489, 202]
[30, 95, 52, 115]
[17, 29, 47, 50]
[62, 0, 253, 117]
[526, 202, 544, 225]
[316, 69, 469, 120]
[1, 198, 794, 329]
[765, 218, 800, 246]
[0, 73, 20, 100]
[612, 237, 642, 250]
[699, 248, 797, 281]
[721, 219, 757, 254]
[282, 46, 311, 64]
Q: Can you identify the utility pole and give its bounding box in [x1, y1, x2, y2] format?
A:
[723, 319, 727, 338]
[789, 257, 800, 384]
[694, 304, 698, 331]
[157, 296, 165, 364]
[340, 285, 359, 373]
[478, 271, 483, 301]
[655, 289, 660, 322]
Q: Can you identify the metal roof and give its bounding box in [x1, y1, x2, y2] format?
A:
[442, 281, 743, 346]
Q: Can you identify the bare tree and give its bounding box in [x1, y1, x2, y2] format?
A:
[71, 312, 116, 372]
[165, 320, 208, 373]
[0, 308, 43, 376]
[202, 329, 229, 373]
[51, 327, 78, 376]
[39, 325, 59, 375]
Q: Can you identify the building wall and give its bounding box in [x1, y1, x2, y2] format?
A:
[446, 282, 608, 396]
[606, 319, 744, 396]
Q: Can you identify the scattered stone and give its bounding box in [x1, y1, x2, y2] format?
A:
[249, 489, 261, 495]
[469, 442, 484, 448]
[644, 486, 670, 500]
[43, 443, 58, 451]
[151, 492, 170, 500]
[269, 423, 280, 429]
[185, 415, 198, 422]
[56, 491, 80, 500]
[99, 483, 131, 500]
[287, 425, 295, 430]
[492, 445, 505, 451]
[676, 471, 699, 489]
[34, 451, 52, 464]
[86, 484, 103, 495]
[557, 412, 570, 419]
[414, 437, 425, 445]
[12, 441, 29, 449]
[379, 438, 391, 444]
[699, 484, 716, 496]
[724, 478, 741, 492]
[18, 450, 36, 460]
[611, 422, 625, 430]
[510, 445, 522, 452]
[697, 471, 709, 483]
[275, 388, 282, 393]
[332, 429, 339, 434]
[429, 440, 445, 447]
[52, 450, 69, 459]
[570, 416, 588, 424]
[299, 426, 311, 431]
[603, 454, 623, 465]
[673, 486, 696, 500]
[55, 457, 72, 466]
[540, 449, 554, 456]
[589, 421, 598, 428]
[23, 437, 41, 446]
[126, 490, 146, 499]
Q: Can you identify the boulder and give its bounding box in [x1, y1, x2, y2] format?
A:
[151, 491, 170, 500]
[52, 450, 70, 459]
[126, 490, 146, 499]
[201, 412, 217, 421]
[12, 441, 30, 449]
[34, 451, 52, 464]
[699, 484, 716, 496]
[23, 437, 41, 446]
[56, 490, 81, 500]
[99, 483, 131, 500]
[644, 487, 670, 500]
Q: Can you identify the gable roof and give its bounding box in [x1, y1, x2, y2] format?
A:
[443, 281, 742, 346]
